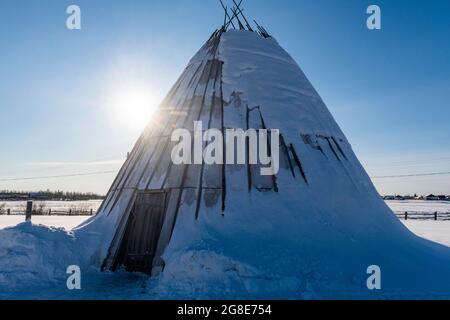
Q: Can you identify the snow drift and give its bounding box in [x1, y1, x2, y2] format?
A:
[0, 223, 79, 292]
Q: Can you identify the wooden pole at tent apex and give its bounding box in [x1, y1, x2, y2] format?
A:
[219, 0, 236, 29]
[231, 7, 245, 30]
[224, 2, 242, 30]
[232, 0, 254, 31]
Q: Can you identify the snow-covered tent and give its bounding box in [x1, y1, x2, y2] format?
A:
[77, 8, 450, 298]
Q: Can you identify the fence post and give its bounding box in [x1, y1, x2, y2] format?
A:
[405, 212, 408, 220]
[90, 209, 93, 215]
[49, 209, 52, 216]
[7, 209, 10, 215]
[435, 212, 438, 221]
[26, 201, 33, 222]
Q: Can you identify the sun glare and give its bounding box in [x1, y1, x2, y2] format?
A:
[109, 84, 160, 131]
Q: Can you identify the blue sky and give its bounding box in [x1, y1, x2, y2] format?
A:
[0, 0, 449, 195]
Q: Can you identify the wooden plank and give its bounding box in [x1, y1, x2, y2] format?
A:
[152, 189, 182, 275]
[162, 62, 211, 137]
[331, 137, 348, 161]
[322, 137, 340, 161]
[112, 191, 167, 274]
[101, 135, 145, 213]
[289, 143, 308, 185]
[146, 140, 176, 190]
[102, 190, 137, 271]
[103, 63, 202, 215]
[280, 134, 295, 178]
[104, 138, 149, 215]
[322, 136, 359, 189]
[160, 78, 211, 188]
[290, 136, 335, 188]
[162, 60, 220, 191]
[202, 127, 223, 189]
[247, 107, 275, 191]
[137, 137, 170, 190]
[124, 136, 161, 188]
[184, 61, 219, 190]
[140, 139, 170, 190]
[162, 92, 208, 189]
[201, 60, 223, 192]
[201, 84, 224, 188]
[271, 134, 299, 190]
[123, 58, 207, 192]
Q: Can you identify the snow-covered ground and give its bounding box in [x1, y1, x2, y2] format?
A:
[2, 201, 449, 252]
[1, 201, 449, 246]
[0, 200, 101, 230]
[1, 199, 449, 299]
[386, 200, 450, 213]
[402, 221, 450, 247]
[0, 216, 87, 230]
[387, 200, 450, 247]
[2, 199, 446, 215]
[1, 215, 448, 249]
[0, 217, 449, 300]
[0, 200, 102, 213]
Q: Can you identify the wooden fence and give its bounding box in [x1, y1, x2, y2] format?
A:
[394, 211, 450, 221]
[0, 208, 95, 216]
[0, 205, 449, 220]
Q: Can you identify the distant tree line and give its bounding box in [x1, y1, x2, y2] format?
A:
[383, 194, 450, 201]
[0, 189, 105, 201]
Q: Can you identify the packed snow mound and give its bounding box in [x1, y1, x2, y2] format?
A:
[2, 217, 449, 299]
[161, 191, 450, 299]
[147, 250, 306, 299]
[0, 222, 80, 289]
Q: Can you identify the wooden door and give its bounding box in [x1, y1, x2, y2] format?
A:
[116, 191, 167, 274]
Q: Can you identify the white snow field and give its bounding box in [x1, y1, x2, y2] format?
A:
[0, 219, 448, 300]
[2, 199, 446, 217]
[2, 213, 449, 247]
[1, 209, 449, 247]
[386, 200, 450, 214]
[0, 200, 101, 230]
[402, 221, 450, 247]
[1, 30, 450, 300]
[0, 216, 88, 230]
[0, 200, 102, 213]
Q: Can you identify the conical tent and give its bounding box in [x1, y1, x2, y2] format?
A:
[77, 12, 450, 297]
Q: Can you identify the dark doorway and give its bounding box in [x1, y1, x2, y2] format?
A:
[113, 191, 168, 274]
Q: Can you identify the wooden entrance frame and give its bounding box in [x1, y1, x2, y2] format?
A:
[106, 189, 183, 276]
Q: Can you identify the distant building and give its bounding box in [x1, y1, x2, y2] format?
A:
[28, 192, 50, 200]
[426, 194, 440, 201]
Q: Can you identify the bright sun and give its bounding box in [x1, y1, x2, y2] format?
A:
[109, 83, 160, 131]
